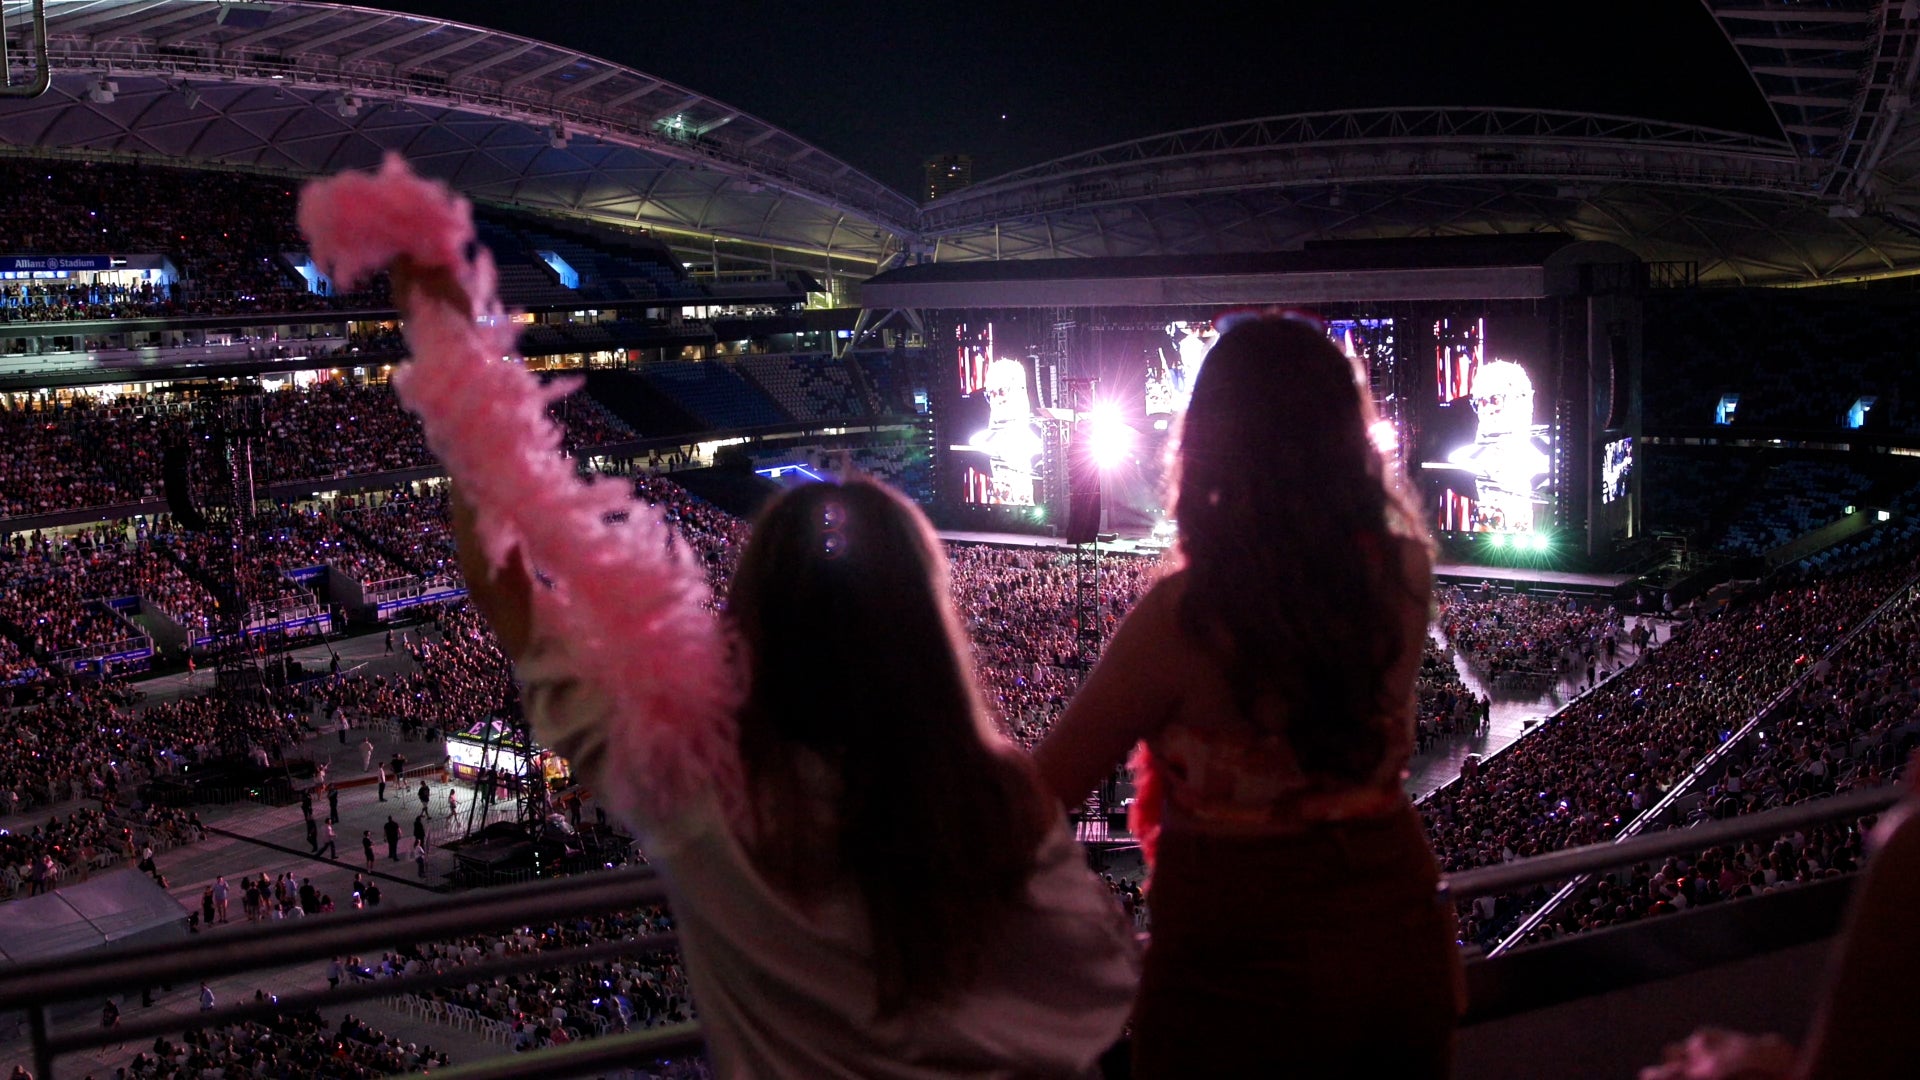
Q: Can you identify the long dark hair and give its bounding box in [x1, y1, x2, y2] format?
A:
[725, 479, 1050, 1013]
[1173, 314, 1431, 784]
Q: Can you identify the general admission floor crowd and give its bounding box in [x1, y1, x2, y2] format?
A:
[2, 469, 1917, 1077]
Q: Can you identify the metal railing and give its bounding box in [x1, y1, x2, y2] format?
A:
[1, 779, 1903, 1078]
[1440, 781, 1901, 904]
[0, 866, 698, 1080]
[0, 0, 50, 100]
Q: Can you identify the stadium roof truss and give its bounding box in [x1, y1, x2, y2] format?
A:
[910, 3, 1920, 287]
[0, 0, 917, 267]
[6, 2, 1920, 288]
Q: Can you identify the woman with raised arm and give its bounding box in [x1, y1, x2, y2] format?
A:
[1036, 312, 1462, 1077]
[460, 479, 1137, 1077]
[301, 156, 1136, 1078]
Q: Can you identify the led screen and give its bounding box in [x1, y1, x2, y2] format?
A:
[1145, 321, 1218, 418]
[951, 322, 1042, 506]
[1601, 437, 1633, 504]
[1420, 316, 1553, 534]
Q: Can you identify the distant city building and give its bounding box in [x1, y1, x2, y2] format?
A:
[924, 154, 974, 201]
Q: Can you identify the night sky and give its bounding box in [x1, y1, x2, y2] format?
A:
[367, 1, 1774, 198]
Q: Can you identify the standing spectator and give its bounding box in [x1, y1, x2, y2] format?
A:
[418, 779, 430, 811]
[1038, 315, 1461, 1077]
[383, 816, 400, 861]
[362, 830, 375, 867]
[410, 836, 427, 879]
[199, 983, 215, 1012]
[360, 736, 376, 772]
[376, 763, 388, 802]
[413, 812, 428, 852]
[446, 786, 459, 820]
[212, 875, 230, 923]
[318, 820, 337, 860]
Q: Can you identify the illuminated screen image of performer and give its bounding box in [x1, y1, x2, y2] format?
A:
[1436, 359, 1551, 531]
[954, 355, 1044, 505]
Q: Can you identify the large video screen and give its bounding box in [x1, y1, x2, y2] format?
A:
[1145, 321, 1218, 419]
[1419, 316, 1553, 533]
[951, 322, 1043, 506]
[1601, 437, 1633, 504]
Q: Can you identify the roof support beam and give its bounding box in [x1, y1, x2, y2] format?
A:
[343, 22, 439, 64]
[551, 67, 620, 101]
[1749, 64, 1859, 78]
[290, 17, 394, 58]
[87, 4, 210, 42]
[1768, 94, 1856, 108]
[501, 55, 579, 93]
[394, 33, 488, 73]
[57, 0, 177, 36]
[650, 95, 702, 123]
[603, 80, 663, 109]
[1731, 36, 1871, 50]
[447, 42, 538, 82]
[1712, 8, 1873, 22]
[208, 9, 339, 50]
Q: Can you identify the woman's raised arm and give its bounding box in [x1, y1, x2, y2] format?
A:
[1034, 573, 1186, 808]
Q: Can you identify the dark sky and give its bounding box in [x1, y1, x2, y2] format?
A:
[368, 1, 1773, 197]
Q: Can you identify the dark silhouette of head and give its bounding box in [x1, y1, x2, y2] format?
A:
[726, 478, 1047, 1012]
[1174, 313, 1430, 783]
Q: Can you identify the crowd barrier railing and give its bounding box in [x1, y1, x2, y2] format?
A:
[0, 778, 1903, 1078]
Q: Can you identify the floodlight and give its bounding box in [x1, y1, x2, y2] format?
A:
[548, 122, 569, 149]
[88, 78, 118, 105]
[1084, 403, 1133, 471]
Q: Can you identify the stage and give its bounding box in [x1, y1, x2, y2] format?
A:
[939, 529, 1636, 592]
[1433, 562, 1637, 593]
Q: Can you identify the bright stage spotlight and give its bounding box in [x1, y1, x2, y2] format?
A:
[1367, 419, 1398, 456]
[1084, 403, 1133, 471]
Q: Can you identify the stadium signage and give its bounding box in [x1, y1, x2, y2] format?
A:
[0, 255, 122, 271]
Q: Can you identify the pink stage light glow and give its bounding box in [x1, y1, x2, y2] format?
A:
[1085, 404, 1134, 471]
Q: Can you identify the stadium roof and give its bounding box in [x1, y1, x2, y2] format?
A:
[4, 1, 1920, 287]
[0, 0, 916, 265]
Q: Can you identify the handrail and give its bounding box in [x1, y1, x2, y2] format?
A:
[0, 865, 668, 1011]
[1440, 782, 1902, 902]
[0, 779, 1905, 1076]
[44, 933, 682, 1058]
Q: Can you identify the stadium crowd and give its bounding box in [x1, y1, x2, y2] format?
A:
[1426, 560, 1913, 946]
[0, 158, 389, 321]
[1435, 583, 1627, 681]
[0, 381, 635, 520]
[1503, 578, 1920, 944]
[121, 1011, 446, 1079]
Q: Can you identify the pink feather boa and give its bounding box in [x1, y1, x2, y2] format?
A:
[297, 154, 746, 832]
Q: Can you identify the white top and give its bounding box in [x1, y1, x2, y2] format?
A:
[519, 638, 1139, 1079]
